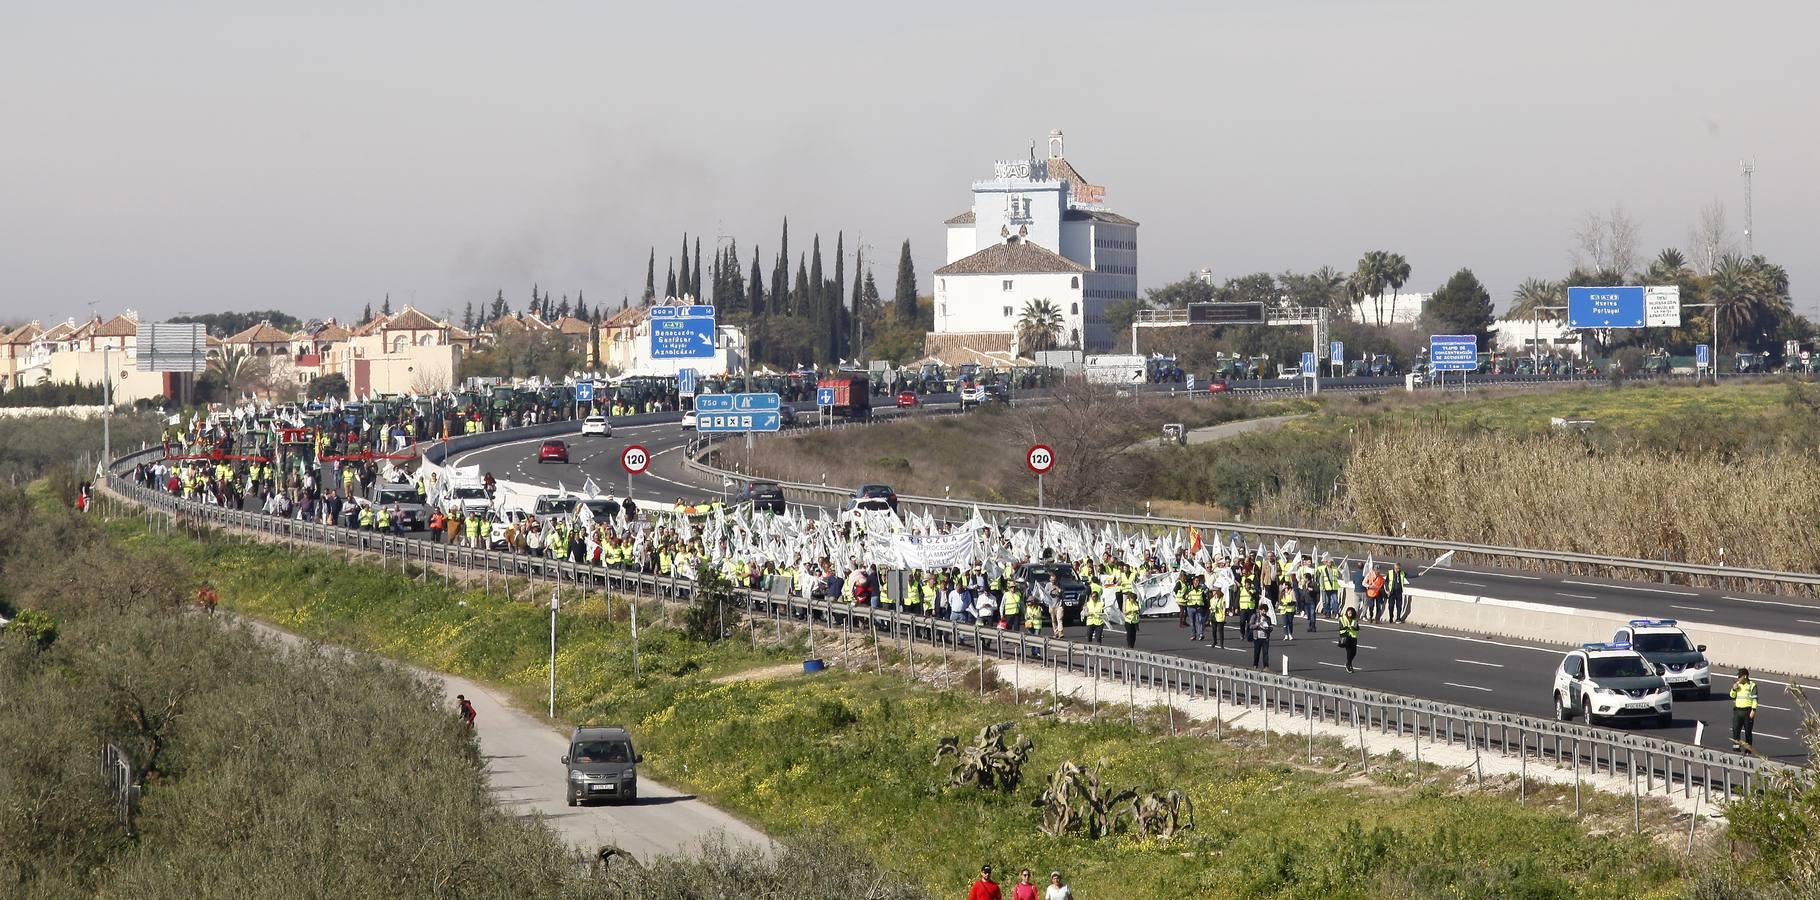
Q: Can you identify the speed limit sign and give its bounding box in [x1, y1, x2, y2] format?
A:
[620, 444, 650, 475]
[1025, 444, 1055, 475]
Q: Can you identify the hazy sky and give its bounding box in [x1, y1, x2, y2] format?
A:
[3, 1, 1814, 327]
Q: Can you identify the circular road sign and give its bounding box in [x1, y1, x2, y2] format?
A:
[620, 444, 650, 475]
[1026, 444, 1055, 475]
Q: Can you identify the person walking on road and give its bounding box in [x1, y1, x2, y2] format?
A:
[1731, 669, 1759, 751]
[1388, 562, 1408, 622]
[1337, 607, 1361, 673]
[456, 694, 477, 732]
[1083, 590, 1106, 645]
[1183, 574, 1208, 643]
[968, 864, 1003, 900]
[1121, 590, 1142, 649]
[1251, 601, 1276, 669]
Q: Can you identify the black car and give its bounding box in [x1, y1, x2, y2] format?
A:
[735, 479, 786, 513]
[982, 383, 1011, 404]
[1014, 562, 1090, 625]
[778, 406, 798, 427]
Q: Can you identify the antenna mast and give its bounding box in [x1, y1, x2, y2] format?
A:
[1740, 160, 1755, 251]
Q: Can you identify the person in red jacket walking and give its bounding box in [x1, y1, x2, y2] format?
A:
[968, 864, 1002, 900]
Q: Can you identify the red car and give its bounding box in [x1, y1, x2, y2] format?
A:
[1205, 381, 1229, 393]
[896, 391, 919, 408]
[538, 439, 569, 464]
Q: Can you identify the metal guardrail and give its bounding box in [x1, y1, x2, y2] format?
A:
[102, 445, 1790, 809]
[685, 434, 1820, 593]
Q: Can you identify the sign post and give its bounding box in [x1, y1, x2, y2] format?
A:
[677, 368, 698, 398]
[1301, 351, 1317, 395]
[1429, 334, 1479, 393]
[574, 380, 593, 420]
[620, 443, 649, 500]
[1330, 340, 1344, 378]
[1026, 444, 1055, 508]
[816, 386, 836, 427]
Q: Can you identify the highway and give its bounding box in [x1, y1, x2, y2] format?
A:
[449, 413, 1814, 763]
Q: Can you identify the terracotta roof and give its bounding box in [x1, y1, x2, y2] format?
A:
[603, 306, 646, 329]
[945, 210, 976, 225]
[553, 316, 592, 335]
[93, 313, 140, 338]
[1047, 156, 1090, 189]
[225, 322, 295, 344]
[380, 306, 442, 331]
[1064, 208, 1140, 227]
[351, 315, 388, 337]
[520, 313, 554, 331]
[933, 239, 1088, 276]
[206, 335, 224, 347]
[311, 322, 352, 342]
[68, 319, 99, 341]
[447, 325, 474, 341]
[41, 321, 76, 342]
[5, 324, 43, 345]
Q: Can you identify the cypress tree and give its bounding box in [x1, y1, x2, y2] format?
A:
[893, 240, 918, 323]
[556, 294, 571, 319]
[643, 249, 656, 304]
[852, 246, 865, 349]
[462, 301, 475, 332]
[665, 258, 677, 299]
[691, 237, 703, 304]
[678, 234, 691, 299]
[749, 247, 765, 317]
[361, 302, 373, 324]
[834, 232, 847, 358]
[490, 289, 507, 321]
[574, 292, 588, 322]
[381, 294, 391, 316]
[809, 235, 824, 328]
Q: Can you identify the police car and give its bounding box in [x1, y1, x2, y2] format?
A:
[1610, 619, 1711, 700]
[1552, 642, 1673, 727]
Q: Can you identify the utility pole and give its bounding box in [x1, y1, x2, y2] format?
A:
[1740, 160, 1755, 252]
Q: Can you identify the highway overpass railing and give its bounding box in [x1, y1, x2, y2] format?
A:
[102, 444, 1793, 812]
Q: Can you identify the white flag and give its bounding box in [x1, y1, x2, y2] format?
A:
[1432, 549, 1456, 568]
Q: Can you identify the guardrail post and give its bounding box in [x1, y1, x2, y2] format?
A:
[1573, 739, 1582, 817]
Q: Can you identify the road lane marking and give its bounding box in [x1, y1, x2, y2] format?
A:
[1799, 619, 1820, 626]
[1443, 682, 1493, 692]
[1670, 605, 1716, 613]
[1753, 732, 1790, 741]
[1723, 595, 1820, 610]
[1454, 659, 1504, 668]
[1448, 581, 1487, 588]
[1449, 568, 1542, 581]
[1562, 580, 1698, 596]
[1556, 592, 1599, 600]
[1317, 661, 1349, 669]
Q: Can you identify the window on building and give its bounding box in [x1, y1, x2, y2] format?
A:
[1002, 306, 1013, 317]
[1002, 279, 1013, 291]
[1070, 276, 1079, 288]
[939, 279, 945, 291]
[1070, 302, 1078, 315]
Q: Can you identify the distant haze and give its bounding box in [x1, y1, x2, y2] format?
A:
[2, 0, 1813, 325]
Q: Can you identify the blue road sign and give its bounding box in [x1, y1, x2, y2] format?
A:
[1429, 334, 1479, 371]
[574, 381, 594, 402]
[816, 386, 836, 406]
[651, 304, 717, 359]
[677, 368, 698, 397]
[732, 392, 780, 412]
[1301, 351, 1316, 374]
[697, 411, 781, 433]
[694, 394, 733, 413]
[1567, 286, 1645, 328]
[1329, 340, 1344, 362]
[1696, 344, 1711, 368]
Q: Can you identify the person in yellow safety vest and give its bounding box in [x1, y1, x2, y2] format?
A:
[1386, 563, 1409, 623]
[878, 574, 893, 611]
[1122, 591, 1142, 649]
[1001, 581, 1024, 632]
[1210, 583, 1230, 649]
[1025, 595, 1045, 635]
[1319, 559, 1342, 619]
[358, 505, 374, 529]
[658, 548, 674, 577]
[1183, 575, 1209, 642]
[1083, 591, 1106, 645]
[1731, 669, 1759, 751]
[903, 572, 923, 612]
[375, 506, 391, 532]
[464, 418, 479, 435]
[1338, 607, 1361, 673]
[464, 513, 482, 548]
[1238, 570, 1258, 640]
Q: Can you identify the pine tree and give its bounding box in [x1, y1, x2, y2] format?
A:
[691, 237, 703, 305]
[381, 294, 392, 316]
[642, 249, 656, 304]
[462, 301, 475, 331]
[1422, 268, 1497, 342]
[893, 240, 918, 323]
[556, 294, 571, 319]
[863, 269, 882, 314]
[665, 258, 677, 300]
[491, 289, 507, 321]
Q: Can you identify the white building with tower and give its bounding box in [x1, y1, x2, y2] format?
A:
[931, 130, 1138, 355]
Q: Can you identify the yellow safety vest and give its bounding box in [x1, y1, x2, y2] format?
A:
[1123, 595, 1141, 619]
[1183, 587, 1207, 608]
[1320, 566, 1341, 592]
[1731, 681, 1759, 709]
[1002, 589, 1022, 616]
[1084, 596, 1105, 626]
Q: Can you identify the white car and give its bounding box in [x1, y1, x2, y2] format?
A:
[1552, 643, 1673, 727]
[580, 415, 612, 436]
[1611, 619, 1712, 700]
[680, 410, 697, 430]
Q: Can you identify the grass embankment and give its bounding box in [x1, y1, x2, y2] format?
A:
[150, 519, 1699, 898]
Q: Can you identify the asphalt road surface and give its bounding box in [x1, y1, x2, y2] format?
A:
[450, 414, 1813, 762]
[244, 618, 771, 860]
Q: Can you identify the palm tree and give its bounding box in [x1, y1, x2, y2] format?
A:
[1306, 265, 1352, 318]
[1352, 252, 1389, 326]
[1711, 254, 1791, 338]
[1016, 298, 1065, 354]
[1381, 253, 1412, 324]
[1508, 278, 1561, 320]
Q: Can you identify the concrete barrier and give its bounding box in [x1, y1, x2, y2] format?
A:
[1404, 587, 1820, 680]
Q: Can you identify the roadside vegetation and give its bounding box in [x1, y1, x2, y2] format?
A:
[0, 412, 163, 484]
[132, 509, 1737, 898]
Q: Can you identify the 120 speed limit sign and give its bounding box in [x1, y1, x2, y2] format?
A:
[1025, 444, 1055, 475]
[620, 444, 650, 475]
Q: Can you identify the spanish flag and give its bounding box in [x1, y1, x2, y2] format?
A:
[1190, 528, 1203, 556]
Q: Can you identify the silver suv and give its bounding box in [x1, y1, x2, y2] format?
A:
[563, 725, 642, 806]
